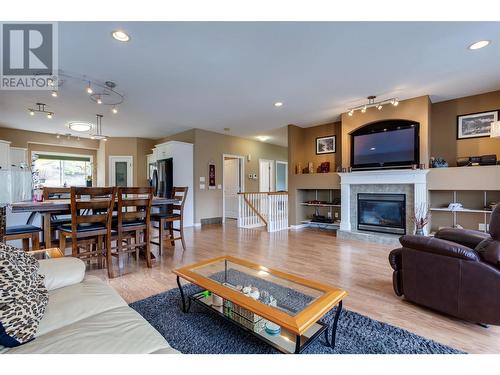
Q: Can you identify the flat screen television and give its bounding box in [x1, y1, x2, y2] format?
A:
[351, 120, 419, 170]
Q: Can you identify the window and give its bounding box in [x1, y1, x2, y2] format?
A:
[33, 153, 92, 187]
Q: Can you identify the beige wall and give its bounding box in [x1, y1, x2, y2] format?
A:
[431, 90, 500, 166]
[102, 137, 156, 187]
[171, 129, 287, 223]
[0, 127, 156, 187]
[340, 95, 431, 167]
[0, 127, 99, 150]
[157, 129, 196, 144]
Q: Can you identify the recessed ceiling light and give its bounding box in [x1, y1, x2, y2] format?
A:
[468, 40, 490, 50]
[68, 122, 93, 132]
[274, 102, 283, 107]
[256, 136, 270, 142]
[112, 30, 130, 42]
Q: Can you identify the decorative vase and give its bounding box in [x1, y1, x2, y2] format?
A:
[415, 227, 424, 236]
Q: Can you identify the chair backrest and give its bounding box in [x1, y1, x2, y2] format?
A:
[171, 187, 188, 216]
[116, 187, 153, 228]
[70, 187, 115, 238]
[43, 187, 71, 200]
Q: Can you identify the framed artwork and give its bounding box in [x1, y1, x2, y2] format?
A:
[457, 110, 499, 139]
[208, 162, 216, 189]
[316, 135, 336, 154]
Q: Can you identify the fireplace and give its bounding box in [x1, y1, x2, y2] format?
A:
[357, 193, 406, 235]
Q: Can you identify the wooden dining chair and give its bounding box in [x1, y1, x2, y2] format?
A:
[59, 187, 116, 278]
[5, 225, 42, 250]
[150, 186, 188, 254]
[111, 187, 153, 275]
[43, 187, 72, 247]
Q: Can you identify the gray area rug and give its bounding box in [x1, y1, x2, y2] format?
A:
[130, 273, 464, 354]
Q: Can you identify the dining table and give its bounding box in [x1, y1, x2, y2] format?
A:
[9, 196, 179, 248]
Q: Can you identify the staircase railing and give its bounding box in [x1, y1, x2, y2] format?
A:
[238, 192, 288, 232]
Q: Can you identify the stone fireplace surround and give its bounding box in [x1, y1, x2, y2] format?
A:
[337, 169, 429, 245]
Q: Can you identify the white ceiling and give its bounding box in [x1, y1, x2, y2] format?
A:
[1, 21, 500, 147]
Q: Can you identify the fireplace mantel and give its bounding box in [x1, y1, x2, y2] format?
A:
[337, 169, 430, 236]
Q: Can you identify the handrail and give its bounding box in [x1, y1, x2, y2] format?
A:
[242, 194, 268, 226]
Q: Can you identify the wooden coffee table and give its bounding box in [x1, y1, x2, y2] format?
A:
[173, 255, 347, 354]
[27, 247, 64, 260]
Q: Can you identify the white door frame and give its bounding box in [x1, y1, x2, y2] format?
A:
[109, 155, 133, 186]
[222, 154, 245, 223]
[275, 160, 288, 191]
[259, 159, 275, 192]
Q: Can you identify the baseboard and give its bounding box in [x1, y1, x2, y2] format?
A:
[193, 223, 202, 227]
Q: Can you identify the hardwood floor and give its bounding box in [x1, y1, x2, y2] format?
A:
[87, 222, 500, 354]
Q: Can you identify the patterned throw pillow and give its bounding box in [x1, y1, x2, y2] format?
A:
[0, 243, 48, 347]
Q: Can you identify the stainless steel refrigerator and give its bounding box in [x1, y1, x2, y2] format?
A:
[151, 157, 173, 198]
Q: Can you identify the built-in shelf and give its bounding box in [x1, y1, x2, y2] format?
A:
[429, 207, 493, 214]
[301, 220, 340, 229]
[300, 203, 341, 208]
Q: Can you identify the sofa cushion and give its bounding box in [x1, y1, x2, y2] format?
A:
[0, 244, 48, 347]
[36, 276, 127, 336]
[38, 257, 86, 291]
[475, 238, 500, 268]
[6, 306, 177, 354]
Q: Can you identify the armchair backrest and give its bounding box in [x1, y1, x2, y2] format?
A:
[489, 204, 500, 240]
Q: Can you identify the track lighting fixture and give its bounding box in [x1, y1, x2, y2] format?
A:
[347, 96, 399, 116]
[86, 81, 93, 94]
[112, 106, 118, 114]
[51, 90, 58, 97]
[27, 103, 55, 119]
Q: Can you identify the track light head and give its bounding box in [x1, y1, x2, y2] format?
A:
[392, 98, 399, 107]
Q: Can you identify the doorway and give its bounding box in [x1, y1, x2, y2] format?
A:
[223, 154, 245, 222]
[109, 156, 133, 187]
[259, 159, 275, 192]
[275, 161, 288, 191]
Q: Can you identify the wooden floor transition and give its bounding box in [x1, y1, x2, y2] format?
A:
[87, 222, 500, 354]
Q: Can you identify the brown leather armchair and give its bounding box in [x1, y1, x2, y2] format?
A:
[389, 205, 500, 325]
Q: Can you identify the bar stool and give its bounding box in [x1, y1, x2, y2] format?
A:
[150, 187, 188, 254]
[5, 225, 42, 250]
[111, 187, 153, 275]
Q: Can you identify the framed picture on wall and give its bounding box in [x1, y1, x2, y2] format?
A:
[457, 110, 499, 139]
[316, 135, 336, 154]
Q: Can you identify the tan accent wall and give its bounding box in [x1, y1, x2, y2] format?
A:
[431, 90, 500, 166]
[102, 137, 156, 187]
[287, 122, 341, 225]
[157, 129, 196, 144]
[193, 129, 287, 223]
[428, 165, 500, 191]
[340, 95, 431, 168]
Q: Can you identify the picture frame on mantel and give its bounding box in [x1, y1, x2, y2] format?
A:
[316, 135, 336, 154]
[457, 110, 499, 139]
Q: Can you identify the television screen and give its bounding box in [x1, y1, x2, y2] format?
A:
[353, 127, 416, 167]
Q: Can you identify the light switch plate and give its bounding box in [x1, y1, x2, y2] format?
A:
[200, 184, 205, 190]
[200, 176, 205, 182]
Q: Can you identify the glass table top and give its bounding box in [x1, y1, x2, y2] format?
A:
[188, 258, 326, 317]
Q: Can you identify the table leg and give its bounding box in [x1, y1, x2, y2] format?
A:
[176, 275, 187, 313]
[42, 213, 52, 248]
[294, 335, 301, 354]
[325, 300, 342, 350]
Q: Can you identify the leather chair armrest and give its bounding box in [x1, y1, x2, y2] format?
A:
[399, 235, 480, 261]
[475, 238, 500, 269]
[388, 248, 402, 270]
[435, 228, 490, 249]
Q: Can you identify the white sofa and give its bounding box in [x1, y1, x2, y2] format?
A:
[1, 257, 178, 354]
